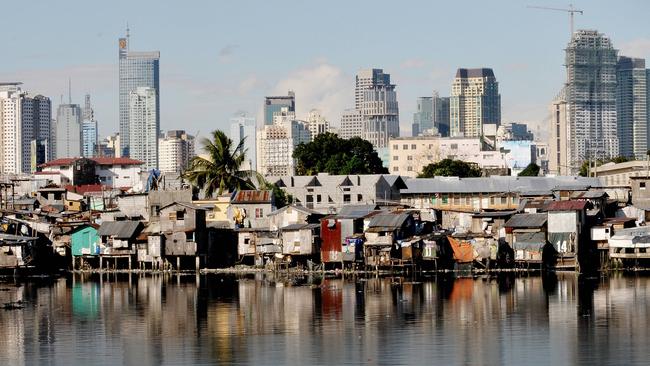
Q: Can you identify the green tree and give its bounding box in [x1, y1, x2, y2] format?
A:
[182, 130, 260, 197]
[518, 163, 540, 177]
[418, 159, 482, 178]
[259, 181, 292, 209]
[293, 133, 387, 175]
[578, 156, 631, 177]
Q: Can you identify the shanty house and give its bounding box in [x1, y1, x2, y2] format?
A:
[320, 205, 379, 265]
[268, 204, 323, 231]
[97, 221, 144, 269]
[71, 224, 100, 257]
[546, 200, 588, 257]
[504, 213, 548, 263]
[280, 223, 320, 258]
[229, 190, 274, 229]
[159, 202, 207, 261]
[364, 212, 417, 267]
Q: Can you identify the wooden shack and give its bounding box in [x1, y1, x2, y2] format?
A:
[70, 224, 100, 269]
[364, 212, 416, 268]
[504, 213, 548, 265]
[97, 221, 144, 270]
[158, 202, 207, 270]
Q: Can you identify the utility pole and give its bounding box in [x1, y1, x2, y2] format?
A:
[527, 4, 584, 38]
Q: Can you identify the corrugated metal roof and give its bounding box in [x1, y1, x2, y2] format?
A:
[570, 190, 608, 199]
[402, 176, 603, 194]
[159, 202, 205, 211]
[337, 204, 380, 218]
[368, 212, 411, 230]
[267, 174, 405, 190]
[505, 213, 547, 228]
[231, 190, 272, 204]
[547, 200, 588, 211]
[514, 232, 547, 244]
[98, 221, 143, 239]
[267, 204, 322, 217]
[281, 223, 320, 231]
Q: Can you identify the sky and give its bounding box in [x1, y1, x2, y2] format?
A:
[2, 0, 650, 143]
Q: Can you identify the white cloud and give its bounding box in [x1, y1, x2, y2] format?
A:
[270, 62, 351, 126]
[237, 75, 267, 95]
[619, 38, 650, 59]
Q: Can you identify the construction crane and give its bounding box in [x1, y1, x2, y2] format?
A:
[528, 4, 583, 38]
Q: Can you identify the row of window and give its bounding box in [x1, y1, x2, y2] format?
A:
[431, 194, 517, 206]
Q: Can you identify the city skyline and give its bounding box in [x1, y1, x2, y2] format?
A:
[2, 0, 649, 143]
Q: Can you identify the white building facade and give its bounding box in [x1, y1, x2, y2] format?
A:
[256, 107, 311, 176]
[158, 130, 195, 175]
[129, 87, 159, 171]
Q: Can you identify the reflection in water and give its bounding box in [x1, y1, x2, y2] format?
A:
[0, 272, 649, 365]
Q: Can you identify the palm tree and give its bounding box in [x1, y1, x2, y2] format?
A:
[182, 130, 260, 197]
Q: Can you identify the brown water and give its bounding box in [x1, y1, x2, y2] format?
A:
[0, 272, 648, 366]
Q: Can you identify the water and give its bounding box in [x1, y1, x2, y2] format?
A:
[0, 272, 648, 366]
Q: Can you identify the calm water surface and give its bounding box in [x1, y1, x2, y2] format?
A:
[0, 272, 648, 366]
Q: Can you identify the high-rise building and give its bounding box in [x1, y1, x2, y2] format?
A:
[549, 89, 570, 176]
[433, 91, 450, 137]
[158, 130, 195, 175]
[264, 91, 295, 125]
[54, 103, 82, 159]
[21, 94, 51, 172]
[339, 109, 363, 139]
[413, 97, 433, 137]
[0, 83, 52, 174]
[0, 83, 23, 174]
[565, 30, 618, 170]
[81, 94, 98, 158]
[616, 56, 648, 159]
[357, 69, 399, 149]
[229, 114, 257, 171]
[450, 68, 501, 137]
[129, 87, 158, 170]
[256, 107, 311, 176]
[118, 31, 160, 157]
[306, 109, 330, 140]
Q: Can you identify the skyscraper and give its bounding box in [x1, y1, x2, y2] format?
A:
[413, 97, 433, 136]
[81, 94, 98, 158]
[450, 68, 500, 137]
[256, 107, 310, 176]
[54, 103, 82, 159]
[230, 113, 257, 171]
[357, 69, 399, 149]
[616, 56, 648, 159]
[549, 89, 569, 176]
[565, 30, 618, 169]
[158, 130, 195, 175]
[339, 109, 362, 139]
[0, 83, 24, 174]
[119, 31, 160, 157]
[306, 109, 330, 140]
[129, 87, 158, 170]
[21, 94, 51, 172]
[0, 83, 52, 174]
[433, 91, 450, 137]
[264, 91, 295, 125]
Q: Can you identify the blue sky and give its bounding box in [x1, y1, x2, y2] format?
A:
[2, 0, 650, 141]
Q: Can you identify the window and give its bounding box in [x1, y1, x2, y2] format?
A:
[393, 167, 399, 172]
[453, 196, 460, 205]
[407, 166, 413, 171]
[255, 208, 264, 218]
[306, 195, 313, 203]
[407, 155, 413, 161]
[490, 197, 495, 205]
[465, 197, 471, 205]
[451, 144, 458, 150]
[317, 195, 322, 203]
[357, 194, 363, 202]
[393, 156, 399, 161]
[176, 210, 185, 220]
[500, 197, 507, 204]
[185, 232, 194, 241]
[393, 144, 398, 150]
[442, 194, 448, 204]
[411, 144, 416, 150]
[641, 182, 647, 190]
[344, 194, 351, 203]
[403, 144, 408, 150]
[151, 205, 160, 217]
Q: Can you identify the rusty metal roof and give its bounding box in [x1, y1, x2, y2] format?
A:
[505, 213, 547, 228]
[547, 200, 589, 211]
[231, 190, 272, 204]
[367, 212, 411, 230]
[98, 221, 143, 239]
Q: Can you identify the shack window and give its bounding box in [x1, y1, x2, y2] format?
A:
[151, 205, 160, 217]
[500, 197, 507, 204]
[168, 212, 176, 220]
[641, 182, 647, 190]
[255, 208, 264, 218]
[177, 210, 185, 220]
[490, 197, 496, 205]
[186, 232, 194, 241]
[344, 194, 351, 203]
[441, 194, 448, 204]
[357, 194, 363, 202]
[453, 196, 460, 205]
[317, 195, 322, 203]
[465, 197, 471, 205]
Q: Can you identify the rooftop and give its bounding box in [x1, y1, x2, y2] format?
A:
[505, 213, 547, 228]
[39, 157, 144, 168]
[402, 176, 602, 195]
[231, 190, 273, 204]
[546, 200, 589, 211]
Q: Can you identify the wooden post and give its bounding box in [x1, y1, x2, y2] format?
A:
[99, 256, 103, 271]
[71, 255, 76, 270]
[176, 256, 180, 271]
[195, 256, 200, 272]
[128, 256, 132, 271]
